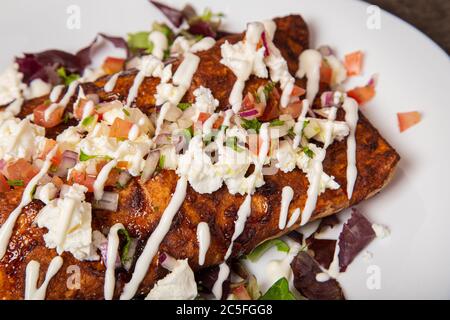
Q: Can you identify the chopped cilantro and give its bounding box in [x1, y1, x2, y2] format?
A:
[57, 67, 80, 85]
[177, 102, 192, 111]
[241, 118, 262, 133]
[81, 115, 95, 127]
[226, 136, 243, 152]
[287, 127, 296, 139]
[303, 146, 315, 158]
[269, 119, 285, 127]
[263, 81, 276, 99]
[118, 228, 132, 264]
[7, 179, 24, 187]
[122, 108, 130, 117]
[158, 154, 166, 170]
[63, 112, 70, 124]
[79, 150, 112, 162]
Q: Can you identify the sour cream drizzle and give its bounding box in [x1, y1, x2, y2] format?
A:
[342, 97, 359, 199]
[25, 256, 63, 300]
[49, 85, 65, 102]
[279, 186, 294, 229]
[296, 49, 322, 105]
[0, 145, 58, 259]
[196, 222, 210, 266]
[44, 80, 79, 121]
[93, 159, 118, 200]
[104, 72, 121, 93]
[104, 223, 124, 300]
[120, 177, 188, 300]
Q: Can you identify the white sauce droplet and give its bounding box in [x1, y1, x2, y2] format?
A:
[279, 186, 294, 229]
[104, 72, 121, 93]
[93, 159, 118, 200]
[25, 256, 63, 300]
[196, 222, 210, 266]
[296, 49, 322, 105]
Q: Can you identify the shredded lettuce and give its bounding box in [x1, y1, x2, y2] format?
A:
[127, 31, 154, 54]
[259, 278, 296, 300]
[57, 67, 80, 85]
[241, 118, 262, 133]
[247, 239, 290, 262]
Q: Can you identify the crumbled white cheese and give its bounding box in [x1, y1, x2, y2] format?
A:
[36, 184, 98, 261]
[171, 36, 216, 56]
[101, 102, 154, 135]
[0, 63, 26, 105]
[56, 126, 83, 152]
[34, 182, 58, 205]
[372, 224, 390, 239]
[149, 30, 168, 60]
[23, 79, 51, 100]
[0, 117, 46, 162]
[145, 259, 197, 300]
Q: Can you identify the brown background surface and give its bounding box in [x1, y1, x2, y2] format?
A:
[366, 0, 450, 53]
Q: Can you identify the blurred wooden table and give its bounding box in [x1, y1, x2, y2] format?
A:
[366, 0, 450, 53]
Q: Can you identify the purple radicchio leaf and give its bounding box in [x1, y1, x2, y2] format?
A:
[306, 238, 337, 270]
[338, 209, 376, 272]
[291, 251, 345, 300]
[76, 33, 130, 68]
[149, 0, 185, 28]
[187, 20, 217, 38]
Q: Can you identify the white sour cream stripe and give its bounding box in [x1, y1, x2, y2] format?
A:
[196, 222, 211, 266]
[0, 145, 59, 259]
[120, 177, 188, 300]
[342, 97, 359, 199]
[25, 256, 63, 300]
[104, 223, 125, 300]
[279, 186, 294, 229]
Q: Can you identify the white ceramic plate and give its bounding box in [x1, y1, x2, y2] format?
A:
[1, 0, 449, 299]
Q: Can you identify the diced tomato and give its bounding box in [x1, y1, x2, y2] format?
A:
[291, 85, 306, 97]
[69, 170, 96, 192]
[397, 111, 421, 133]
[33, 104, 64, 128]
[74, 99, 95, 120]
[102, 57, 125, 75]
[2, 159, 38, 184]
[197, 112, 211, 124]
[109, 118, 133, 139]
[212, 116, 224, 129]
[241, 92, 265, 118]
[280, 99, 303, 118]
[320, 62, 332, 84]
[232, 285, 252, 300]
[347, 85, 375, 105]
[0, 174, 9, 193]
[39, 139, 62, 165]
[116, 161, 129, 170]
[344, 51, 364, 76]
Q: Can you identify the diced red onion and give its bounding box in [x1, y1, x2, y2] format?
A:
[172, 134, 188, 153]
[318, 45, 334, 57]
[93, 191, 119, 212]
[320, 91, 334, 107]
[54, 150, 78, 177]
[239, 108, 258, 118]
[154, 134, 172, 145]
[261, 32, 270, 57]
[367, 74, 379, 87]
[140, 150, 160, 183]
[159, 252, 177, 271]
[118, 170, 131, 187]
[99, 240, 121, 268]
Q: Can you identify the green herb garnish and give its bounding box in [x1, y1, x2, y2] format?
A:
[81, 115, 95, 127]
[241, 118, 262, 133]
[118, 228, 132, 264]
[122, 108, 130, 117]
[7, 179, 24, 187]
[127, 31, 153, 54]
[158, 154, 166, 170]
[57, 67, 80, 85]
[79, 150, 112, 162]
[247, 239, 290, 262]
[152, 22, 174, 42]
[303, 146, 315, 158]
[263, 81, 276, 99]
[269, 119, 285, 127]
[177, 103, 192, 111]
[226, 136, 243, 152]
[259, 278, 296, 300]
